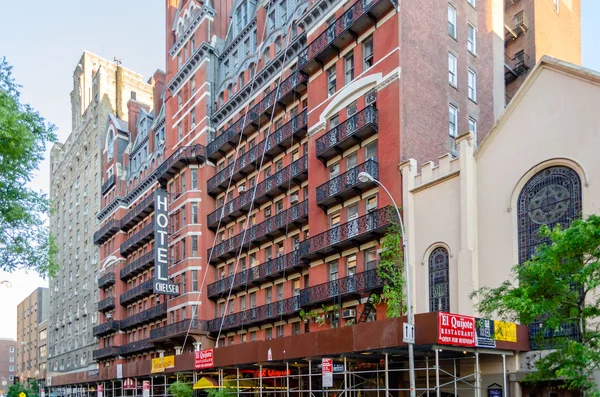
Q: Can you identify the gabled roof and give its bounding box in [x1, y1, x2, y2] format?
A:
[108, 114, 129, 133]
[476, 56, 600, 159]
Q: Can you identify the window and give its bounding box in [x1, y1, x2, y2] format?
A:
[177, 93, 182, 109]
[365, 141, 377, 161]
[9, 346, 14, 353]
[245, 38, 251, 55]
[347, 102, 357, 117]
[181, 272, 187, 293]
[192, 236, 198, 257]
[281, 0, 287, 21]
[467, 0, 475, 7]
[277, 325, 284, 337]
[192, 203, 198, 223]
[190, 108, 196, 127]
[448, 53, 457, 87]
[468, 117, 477, 137]
[224, 60, 229, 76]
[429, 247, 450, 312]
[448, 104, 458, 138]
[363, 37, 374, 70]
[9, 356, 14, 362]
[344, 52, 354, 84]
[553, 0, 559, 13]
[327, 66, 336, 96]
[513, 12, 524, 30]
[467, 69, 477, 102]
[330, 115, 339, 129]
[292, 322, 301, 335]
[191, 169, 198, 189]
[266, 328, 272, 339]
[177, 124, 183, 141]
[264, 48, 270, 64]
[467, 23, 476, 54]
[9, 365, 14, 372]
[448, 5, 457, 38]
[239, 72, 245, 87]
[269, 11, 276, 31]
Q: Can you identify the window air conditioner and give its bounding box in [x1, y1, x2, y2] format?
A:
[238, 185, 246, 193]
[265, 208, 271, 217]
[342, 309, 356, 319]
[290, 194, 299, 204]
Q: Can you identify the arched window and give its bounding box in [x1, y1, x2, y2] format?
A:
[517, 166, 582, 264]
[429, 247, 449, 312]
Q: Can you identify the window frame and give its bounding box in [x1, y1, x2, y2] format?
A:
[467, 23, 477, 55]
[467, 68, 477, 102]
[448, 104, 458, 138]
[448, 53, 458, 87]
[448, 4, 457, 38]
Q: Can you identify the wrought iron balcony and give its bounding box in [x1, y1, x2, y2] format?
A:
[298, 206, 396, 261]
[207, 251, 305, 299]
[120, 193, 155, 232]
[529, 321, 581, 350]
[504, 52, 531, 84]
[316, 106, 378, 162]
[97, 297, 115, 313]
[98, 272, 116, 289]
[299, 268, 383, 308]
[156, 144, 206, 185]
[209, 200, 309, 264]
[120, 222, 154, 257]
[119, 303, 167, 331]
[207, 296, 301, 333]
[93, 219, 120, 246]
[206, 117, 247, 161]
[316, 160, 379, 209]
[504, 13, 528, 41]
[92, 346, 120, 361]
[101, 175, 116, 195]
[207, 110, 308, 196]
[207, 155, 309, 229]
[119, 337, 155, 356]
[119, 279, 154, 306]
[298, 0, 395, 74]
[120, 252, 154, 280]
[92, 320, 120, 337]
[150, 319, 208, 341]
[277, 70, 309, 107]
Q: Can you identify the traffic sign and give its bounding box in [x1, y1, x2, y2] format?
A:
[403, 323, 415, 344]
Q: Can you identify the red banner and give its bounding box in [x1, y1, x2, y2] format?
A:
[195, 348, 214, 369]
[123, 378, 136, 390]
[438, 312, 476, 347]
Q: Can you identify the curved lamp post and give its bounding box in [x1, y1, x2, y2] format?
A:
[357, 171, 416, 397]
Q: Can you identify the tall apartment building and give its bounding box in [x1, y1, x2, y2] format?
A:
[504, 0, 581, 101]
[0, 339, 17, 394]
[16, 287, 49, 383]
[48, 51, 155, 377]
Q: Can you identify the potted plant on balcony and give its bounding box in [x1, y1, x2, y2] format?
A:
[299, 309, 316, 323]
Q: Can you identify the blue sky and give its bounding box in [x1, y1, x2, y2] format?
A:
[0, 0, 597, 338]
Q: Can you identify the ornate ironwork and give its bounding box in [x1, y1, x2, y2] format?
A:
[119, 338, 154, 356]
[316, 160, 378, 206]
[429, 247, 449, 312]
[97, 297, 115, 313]
[279, 70, 308, 103]
[207, 155, 308, 227]
[299, 268, 382, 307]
[157, 144, 206, 184]
[150, 318, 208, 340]
[120, 193, 155, 232]
[298, 206, 396, 259]
[315, 106, 378, 160]
[209, 200, 308, 262]
[207, 117, 246, 158]
[98, 272, 116, 290]
[101, 175, 116, 195]
[92, 320, 119, 337]
[207, 251, 302, 299]
[120, 252, 154, 280]
[119, 279, 154, 305]
[92, 346, 119, 360]
[120, 222, 154, 257]
[207, 296, 301, 333]
[93, 219, 120, 246]
[119, 303, 167, 331]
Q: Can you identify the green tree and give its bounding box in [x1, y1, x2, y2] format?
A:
[0, 57, 57, 277]
[7, 383, 27, 397]
[471, 215, 600, 396]
[168, 379, 193, 397]
[207, 387, 236, 397]
[374, 221, 406, 318]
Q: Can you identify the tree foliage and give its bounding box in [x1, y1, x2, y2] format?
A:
[471, 215, 600, 396]
[374, 221, 406, 318]
[207, 387, 236, 397]
[168, 380, 193, 397]
[0, 57, 57, 277]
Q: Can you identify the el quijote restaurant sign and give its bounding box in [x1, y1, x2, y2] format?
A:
[438, 312, 476, 347]
[153, 189, 180, 295]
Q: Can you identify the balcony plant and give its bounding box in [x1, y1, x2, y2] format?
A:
[299, 309, 317, 323]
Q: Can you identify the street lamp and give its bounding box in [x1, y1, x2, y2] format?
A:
[357, 171, 416, 397]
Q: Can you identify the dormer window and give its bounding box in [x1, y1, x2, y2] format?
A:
[106, 130, 115, 161]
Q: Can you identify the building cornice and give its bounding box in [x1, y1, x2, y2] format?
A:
[219, 18, 258, 61]
[169, 6, 217, 58]
[167, 43, 216, 94]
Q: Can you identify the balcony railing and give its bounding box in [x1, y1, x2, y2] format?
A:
[209, 200, 309, 263]
[316, 160, 379, 209]
[101, 175, 116, 195]
[120, 222, 154, 257]
[92, 320, 120, 337]
[150, 319, 208, 341]
[98, 272, 116, 289]
[504, 13, 529, 40]
[299, 268, 383, 307]
[207, 155, 309, 228]
[92, 346, 120, 361]
[120, 252, 154, 280]
[120, 193, 155, 232]
[119, 279, 154, 306]
[156, 144, 206, 185]
[298, 0, 395, 73]
[316, 106, 378, 162]
[207, 117, 246, 160]
[278, 70, 309, 107]
[207, 251, 305, 299]
[93, 219, 120, 246]
[298, 206, 396, 261]
[207, 110, 308, 195]
[504, 52, 531, 84]
[207, 296, 301, 333]
[119, 338, 155, 356]
[97, 297, 115, 313]
[119, 303, 167, 331]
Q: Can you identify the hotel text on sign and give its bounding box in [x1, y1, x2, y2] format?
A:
[153, 189, 180, 295]
[438, 312, 476, 347]
[195, 349, 214, 369]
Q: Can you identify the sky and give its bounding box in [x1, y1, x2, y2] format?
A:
[0, 1, 598, 339]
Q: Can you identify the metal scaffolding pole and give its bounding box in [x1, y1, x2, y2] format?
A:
[259, 365, 263, 397]
[435, 350, 440, 397]
[475, 352, 481, 397]
[453, 359, 457, 397]
[502, 355, 508, 397]
[344, 357, 348, 397]
[384, 353, 389, 397]
[308, 360, 312, 397]
[287, 362, 290, 397]
[426, 356, 430, 395]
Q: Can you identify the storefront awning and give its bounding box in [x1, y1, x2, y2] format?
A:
[193, 377, 219, 390]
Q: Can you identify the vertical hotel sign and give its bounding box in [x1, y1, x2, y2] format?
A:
[153, 189, 180, 295]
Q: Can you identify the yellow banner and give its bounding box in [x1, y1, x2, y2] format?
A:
[494, 320, 517, 342]
[151, 355, 175, 373]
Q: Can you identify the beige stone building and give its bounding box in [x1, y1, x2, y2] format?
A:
[400, 57, 599, 397]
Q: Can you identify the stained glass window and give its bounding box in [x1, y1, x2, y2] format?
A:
[429, 247, 449, 312]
